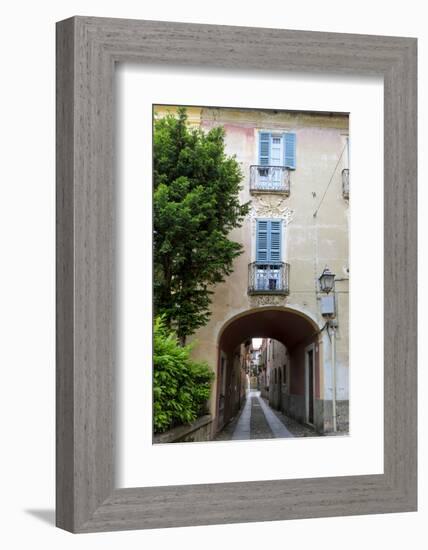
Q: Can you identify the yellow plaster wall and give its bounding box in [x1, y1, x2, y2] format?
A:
[153, 104, 202, 126]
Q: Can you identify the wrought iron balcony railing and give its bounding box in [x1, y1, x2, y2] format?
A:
[248, 262, 290, 295]
[250, 165, 290, 194]
[342, 168, 349, 199]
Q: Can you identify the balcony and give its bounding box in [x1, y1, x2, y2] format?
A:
[342, 168, 349, 199]
[248, 262, 290, 295]
[250, 165, 290, 195]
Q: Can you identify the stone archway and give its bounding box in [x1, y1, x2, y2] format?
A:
[215, 307, 323, 432]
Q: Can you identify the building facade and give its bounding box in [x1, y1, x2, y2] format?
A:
[156, 105, 350, 435]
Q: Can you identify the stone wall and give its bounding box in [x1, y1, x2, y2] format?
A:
[153, 415, 213, 444]
[314, 399, 349, 433]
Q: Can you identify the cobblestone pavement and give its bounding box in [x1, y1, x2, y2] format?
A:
[214, 390, 319, 441]
[264, 399, 319, 438]
[250, 397, 274, 439]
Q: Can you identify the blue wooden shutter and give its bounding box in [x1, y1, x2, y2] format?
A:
[269, 220, 281, 263]
[259, 132, 271, 165]
[257, 220, 282, 263]
[284, 132, 296, 169]
[256, 220, 268, 262]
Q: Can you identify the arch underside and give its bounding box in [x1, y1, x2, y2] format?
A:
[219, 308, 319, 352]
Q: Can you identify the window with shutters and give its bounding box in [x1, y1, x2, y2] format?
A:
[248, 219, 290, 295]
[256, 219, 281, 264]
[250, 131, 296, 194]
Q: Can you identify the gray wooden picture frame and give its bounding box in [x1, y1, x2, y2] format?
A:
[56, 16, 417, 533]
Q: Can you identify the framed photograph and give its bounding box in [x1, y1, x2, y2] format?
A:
[56, 16, 417, 533]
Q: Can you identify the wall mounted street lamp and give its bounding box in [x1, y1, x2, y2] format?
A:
[319, 266, 336, 294]
[318, 266, 338, 433]
[319, 267, 336, 319]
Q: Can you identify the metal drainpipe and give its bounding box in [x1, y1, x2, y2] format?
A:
[331, 322, 337, 432]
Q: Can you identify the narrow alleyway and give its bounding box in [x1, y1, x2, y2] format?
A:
[214, 390, 318, 441]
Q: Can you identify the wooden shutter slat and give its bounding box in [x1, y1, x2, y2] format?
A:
[259, 132, 271, 166]
[270, 220, 281, 263]
[257, 220, 282, 263]
[256, 220, 269, 262]
[284, 132, 296, 169]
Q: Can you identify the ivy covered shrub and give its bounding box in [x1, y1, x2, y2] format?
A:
[153, 316, 214, 433]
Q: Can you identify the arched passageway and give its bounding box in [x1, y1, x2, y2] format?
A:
[215, 308, 323, 436]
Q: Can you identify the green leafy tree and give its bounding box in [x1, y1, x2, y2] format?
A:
[154, 108, 249, 342]
[153, 316, 214, 433]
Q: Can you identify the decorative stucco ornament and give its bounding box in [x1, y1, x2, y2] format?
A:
[250, 295, 287, 307]
[248, 195, 295, 224]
